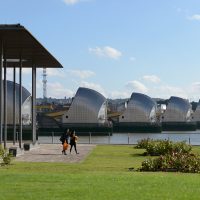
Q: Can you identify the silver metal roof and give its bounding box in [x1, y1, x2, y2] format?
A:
[62, 87, 107, 124]
[162, 96, 192, 122]
[6, 80, 31, 125]
[119, 92, 157, 123]
[192, 101, 200, 121]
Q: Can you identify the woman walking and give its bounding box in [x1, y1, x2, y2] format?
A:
[70, 130, 79, 154]
[60, 129, 70, 155]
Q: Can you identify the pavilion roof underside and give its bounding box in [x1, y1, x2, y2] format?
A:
[0, 24, 63, 68]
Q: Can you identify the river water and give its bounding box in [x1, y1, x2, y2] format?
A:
[38, 131, 200, 145]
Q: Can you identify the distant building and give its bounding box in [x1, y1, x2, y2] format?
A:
[62, 87, 107, 125]
[193, 102, 200, 122]
[119, 92, 157, 123]
[117, 101, 128, 113]
[162, 96, 193, 122]
[36, 97, 72, 105]
[6, 80, 31, 125]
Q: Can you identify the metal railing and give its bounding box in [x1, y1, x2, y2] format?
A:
[38, 132, 200, 145]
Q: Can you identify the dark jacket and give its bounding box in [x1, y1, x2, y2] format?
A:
[70, 135, 78, 145]
[60, 133, 69, 144]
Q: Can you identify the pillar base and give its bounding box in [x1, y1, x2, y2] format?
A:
[9, 147, 24, 157]
[23, 141, 39, 151]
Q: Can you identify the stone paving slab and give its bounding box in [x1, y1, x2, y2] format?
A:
[15, 144, 96, 163]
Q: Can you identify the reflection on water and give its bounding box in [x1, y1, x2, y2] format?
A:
[39, 131, 200, 145]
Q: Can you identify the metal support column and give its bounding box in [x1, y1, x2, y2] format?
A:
[3, 58, 7, 149]
[19, 59, 22, 148]
[32, 65, 36, 144]
[13, 66, 16, 145]
[0, 41, 3, 145]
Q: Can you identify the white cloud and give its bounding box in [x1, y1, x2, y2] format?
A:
[142, 75, 161, 83]
[109, 91, 130, 99]
[47, 82, 74, 98]
[89, 46, 122, 59]
[4, 69, 13, 81]
[80, 81, 107, 97]
[191, 82, 200, 90]
[37, 68, 65, 78]
[36, 79, 74, 98]
[36, 81, 42, 90]
[188, 14, 200, 21]
[47, 68, 66, 77]
[187, 82, 200, 101]
[22, 68, 32, 74]
[67, 70, 95, 79]
[125, 80, 148, 93]
[2, 68, 33, 84]
[3, 68, 32, 80]
[150, 85, 187, 99]
[107, 82, 191, 100]
[122, 79, 200, 100]
[63, 0, 80, 5]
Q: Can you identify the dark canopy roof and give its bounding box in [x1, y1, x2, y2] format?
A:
[0, 24, 63, 68]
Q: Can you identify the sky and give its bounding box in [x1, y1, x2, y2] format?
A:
[1, 0, 200, 101]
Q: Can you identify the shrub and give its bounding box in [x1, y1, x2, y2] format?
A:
[140, 157, 163, 172]
[139, 159, 155, 171]
[135, 139, 198, 173]
[135, 138, 152, 149]
[172, 141, 192, 154]
[136, 139, 192, 156]
[139, 152, 200, 173]
[0, 145, 12, 165]
[145, 140, 173, 156]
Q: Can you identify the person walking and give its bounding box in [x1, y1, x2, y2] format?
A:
[70, 130, 79, 154]
[60, 129, 70, 155]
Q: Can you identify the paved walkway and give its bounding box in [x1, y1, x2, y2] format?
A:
[15, 144, 96, 163]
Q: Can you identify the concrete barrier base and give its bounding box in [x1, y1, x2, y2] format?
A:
[9, 147, 24, 157]
[23, 141, 40, 151]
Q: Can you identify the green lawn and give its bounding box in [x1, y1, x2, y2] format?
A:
[1, 145, 200, 200]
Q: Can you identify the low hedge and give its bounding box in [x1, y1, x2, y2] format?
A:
[135, 139, 192, 156]
[135, 139, 200, 173]
[139, 152, 200, 173]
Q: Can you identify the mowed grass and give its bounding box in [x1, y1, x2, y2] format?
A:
[1, 145, 200, 200]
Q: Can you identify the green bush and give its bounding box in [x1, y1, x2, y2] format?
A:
[0, 145, 12, 165]
[136, 139, 192, 156]
[135, 138, 152, 149]
[173, 141, 192, 154]
[139, 152, 200, 173]
[145, 140, 173, 156]
[136, 139, 198, 173]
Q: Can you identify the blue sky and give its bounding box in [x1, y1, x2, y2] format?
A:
[1, 0, 200, 100]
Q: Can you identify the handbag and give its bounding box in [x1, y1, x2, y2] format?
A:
[63, 141, 68, 150]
